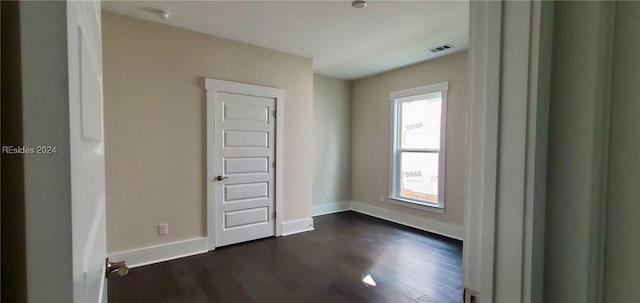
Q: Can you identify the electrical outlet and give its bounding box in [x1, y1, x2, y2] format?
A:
[158, 223, 169, 236]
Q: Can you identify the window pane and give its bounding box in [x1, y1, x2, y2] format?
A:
[399, 152, 439, 203]
[400, 96, 442, 149]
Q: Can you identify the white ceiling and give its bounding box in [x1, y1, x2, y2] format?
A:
[102, 1, 469, 80]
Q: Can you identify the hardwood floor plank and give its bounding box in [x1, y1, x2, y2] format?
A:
[109, 211, 462, 303]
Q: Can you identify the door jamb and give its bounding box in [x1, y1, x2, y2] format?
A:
[464, 1, 553, 302]
[205, 78, 284, 250]
[464, 1, 501, 301]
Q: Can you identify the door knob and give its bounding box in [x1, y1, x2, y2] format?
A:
[106, 258, 129, 278]
[215, 176, 228, 181]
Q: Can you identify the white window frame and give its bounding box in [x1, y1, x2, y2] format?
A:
[389, 82, 448, 212]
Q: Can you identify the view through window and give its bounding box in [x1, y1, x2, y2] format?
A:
[391, 83, 447, 208]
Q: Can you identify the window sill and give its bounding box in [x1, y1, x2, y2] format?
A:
[387, 197, 445, 214]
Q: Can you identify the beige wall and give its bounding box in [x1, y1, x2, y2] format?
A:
[312, 75, 351, 208]
[351, 51, 468, 226]
[103, 12, 313, 253]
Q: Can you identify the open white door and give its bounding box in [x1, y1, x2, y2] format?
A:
[67, 0, 117, 302]
[206, 79, 284, 249]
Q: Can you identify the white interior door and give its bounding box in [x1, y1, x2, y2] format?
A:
[67, 0, 109, 302]
[206, 79, 283, 247]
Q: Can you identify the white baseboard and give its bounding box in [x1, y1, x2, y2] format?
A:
[108, 237, 209, 268]
[312, 201, 350, 216]
[350, 201, 464, 240]
[281, 218, 315, 236]
[109, 203, 461, 268]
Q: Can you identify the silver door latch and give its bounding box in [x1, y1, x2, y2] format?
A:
[464, 287, 479, 303]
[106, 258, 129, 278]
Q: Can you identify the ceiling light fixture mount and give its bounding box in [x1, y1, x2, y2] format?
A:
[155, 9, 173, 20]
[352, 0, 367, 9]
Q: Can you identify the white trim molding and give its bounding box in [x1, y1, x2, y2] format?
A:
[351, 201, 464, 241]
[108, 237, 209, 268]
[312, 201, 350, 216]
[464, 2, 502, 301]
[389, 82, 449, 100]
[464, 1, 553, 302]
[281, 218, 315, 236]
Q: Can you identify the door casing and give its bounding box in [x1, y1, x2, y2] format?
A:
[464, 1, 553, 302]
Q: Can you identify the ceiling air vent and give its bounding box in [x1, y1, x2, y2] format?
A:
[430, 44, 454, 53]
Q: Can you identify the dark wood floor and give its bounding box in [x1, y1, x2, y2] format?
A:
[109, 211, 463, 303]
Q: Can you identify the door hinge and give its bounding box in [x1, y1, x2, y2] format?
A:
[272, 161, 276, 169]
[272, 110, 277, 118]
[273, 212, 276, 219]
[464, 287, 479, 303]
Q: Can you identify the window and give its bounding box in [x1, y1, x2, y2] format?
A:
[390, 82, 448, 209]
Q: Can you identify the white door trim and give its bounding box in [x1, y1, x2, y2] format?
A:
[464, 2, 501, 301]
[465, 1, 553, 302]
[205, 79, 284, 250]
